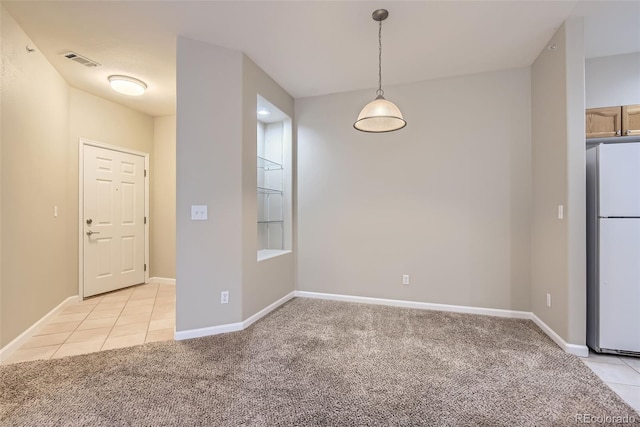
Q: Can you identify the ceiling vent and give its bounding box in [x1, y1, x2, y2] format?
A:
[62, 51, 100, 67]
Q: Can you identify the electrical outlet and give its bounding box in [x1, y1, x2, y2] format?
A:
[220, 291, 229, 304]
[546, 293, 551, 308]
[403, 275, 410, 285]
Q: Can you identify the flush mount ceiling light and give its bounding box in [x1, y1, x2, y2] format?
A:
[354, 9, 406, 133]
[257, 108, 271, 117]
[108, 75, 147, 96]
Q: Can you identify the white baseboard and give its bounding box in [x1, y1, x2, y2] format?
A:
[294, 291, 531, 319]
[242, 292, 295, 329]
[174, 322, 243, 340]
[136, 285, 591, 358]
[148, 277, 176, 285]
[294, 291, 589, 357]
[0, 288, 589, 360]
[0, 295, 80, 363]
[530, 313, 589, 357]
[174, 291, 295, 341]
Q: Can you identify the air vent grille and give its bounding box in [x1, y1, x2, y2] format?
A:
[62, 51, 100, 67]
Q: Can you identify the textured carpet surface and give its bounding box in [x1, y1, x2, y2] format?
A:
[1, 298, 638, 426]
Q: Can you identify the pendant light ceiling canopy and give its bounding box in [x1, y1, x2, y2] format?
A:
[354, 9, 406, 133]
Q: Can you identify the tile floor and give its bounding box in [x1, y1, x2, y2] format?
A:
[3, 283, 174, 365]
[580, 351, 640, 414]
[2, 291, 640, 415]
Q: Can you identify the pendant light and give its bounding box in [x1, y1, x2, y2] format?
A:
[354, 9, 406, 133]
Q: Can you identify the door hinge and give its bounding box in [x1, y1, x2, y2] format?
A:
[144, 216, 147, 224]
[144, 264, 147, 272]
[144, 169, 147, 177]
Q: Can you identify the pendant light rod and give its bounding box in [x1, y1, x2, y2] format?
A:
[373, 9, 388, 98]
[377, 18, 383, 96]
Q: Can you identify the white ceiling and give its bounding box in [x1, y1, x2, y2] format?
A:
[3, 1, 638, 117]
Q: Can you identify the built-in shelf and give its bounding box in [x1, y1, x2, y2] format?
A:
[257, 111, 290, 255]
[257, 186, 283, 194]
[257, 249, 291, 262]
[257, 156, 283, 171]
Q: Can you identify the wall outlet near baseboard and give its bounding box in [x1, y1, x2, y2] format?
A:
[221, 291, 229, 304]
[546, 293, 551, 308]
[402, 275, 410, 285]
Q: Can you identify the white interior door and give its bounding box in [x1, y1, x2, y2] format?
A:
[83, 144, 145, 297]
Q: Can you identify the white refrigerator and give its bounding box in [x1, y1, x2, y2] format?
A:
[587, 142, 640, 355]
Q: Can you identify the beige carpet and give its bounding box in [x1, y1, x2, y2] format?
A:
[1, 298, 638, 426]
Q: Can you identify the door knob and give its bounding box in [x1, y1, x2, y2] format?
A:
[86, 230, 101, 236]
[86, 219, 93, 225]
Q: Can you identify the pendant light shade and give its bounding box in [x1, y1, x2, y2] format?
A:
[354, 95, 406, 133]
[354, 9, 406, 133]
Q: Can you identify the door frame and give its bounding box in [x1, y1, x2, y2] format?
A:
[78, 138, 150, 298]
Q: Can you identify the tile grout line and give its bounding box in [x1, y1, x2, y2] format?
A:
[606, 381, 640, 388]
[620, 358, 640, 372]
[47, 301, 96, 360]
[53, 287, 132, 357]
[8, 302, 96, 363]
[145, 284, 161, 343]
[149, 285, 160, 341]
[103, 283, 159, 349]
[584, 358, 640, 368]
[101, 285, 138, 351]
[53, 293, 120, 358]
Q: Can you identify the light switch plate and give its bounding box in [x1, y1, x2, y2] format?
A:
[191, 205, 208, 221]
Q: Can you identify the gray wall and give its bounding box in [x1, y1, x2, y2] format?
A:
[241, 56, 295, 319]
[176, 38, 297, 332]
[296, 68, 532, 311]
[176, 38, 244, 330]
[530, 19, 586, 344]
[176, 38, 295, 332]
[585, 52, 640, 108]
[565, 18, 586, 346]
